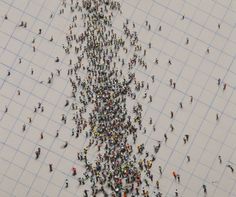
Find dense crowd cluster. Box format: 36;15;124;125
2;0;234;196
62;0;157;196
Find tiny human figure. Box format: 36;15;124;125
151;75;155;82
22;124;26;131
65;179;68;188
56;69;61;76
149;117;152;124
159;166;162;175
186;37;189;45
62;141;68;148
35;148;41;160
177;174;180;183
55;130;59;137
218;155;222;164
183;137;187;144
38;28;42;34
170;124;174;132
84;189;88;197
216;113;219;121
202;184;207;194
49;164;53;172
19;21;24;27
218;78;221;86
173;82;176;89
156;192;162;197
223;83;227;91
35;152;39;160
226;164;234;173
185;134;189;141
187;155;190;162
55;57;59;62
72;167;77;176
173;171;177;180
149;42;151;48
40;132;44;139
156;180;159;189
175;189;178;197
190;96;193;103
164;134;168;143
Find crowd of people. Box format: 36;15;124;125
60;0;163;196
3;0;234;196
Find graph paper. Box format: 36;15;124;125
0;0;236;196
